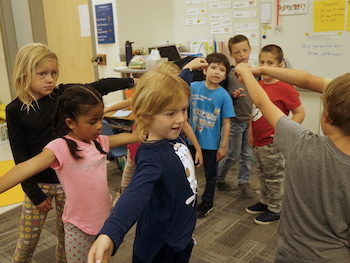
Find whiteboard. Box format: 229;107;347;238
261;2;350;79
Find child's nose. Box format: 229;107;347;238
46;75;55;82
96;120;103;131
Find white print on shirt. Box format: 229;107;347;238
191;101;220;133
173;142;197;207
67;157;105;172
252;104;262;122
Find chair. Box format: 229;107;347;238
101;120;127;171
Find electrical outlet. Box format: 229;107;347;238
97;54;107;65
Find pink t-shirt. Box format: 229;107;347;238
45;135;112;235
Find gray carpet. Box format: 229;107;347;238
0;161;278;262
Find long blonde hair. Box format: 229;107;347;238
132;70;190;142
12;43;59;111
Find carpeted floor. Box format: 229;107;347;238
0;160;278;263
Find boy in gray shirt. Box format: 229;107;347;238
235;62;350;262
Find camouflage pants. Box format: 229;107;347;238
253;143;285;213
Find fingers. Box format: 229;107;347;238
35;198;53;213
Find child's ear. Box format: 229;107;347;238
140;114;152;125
65;118;75;130
323;111;333;125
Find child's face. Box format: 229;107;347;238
67;104;104;143
230;41;251;64
30;60;58;100
204;63;227;85
147;95;189;141
259;52;282;82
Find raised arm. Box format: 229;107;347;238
290;105;305;124
249;66;324;93
182;57;208;72
234;63;284;129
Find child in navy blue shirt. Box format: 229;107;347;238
88;70;198;263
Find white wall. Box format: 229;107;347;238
11;0;33;49
91;0;173;105
0;27;11;104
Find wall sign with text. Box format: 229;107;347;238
95;3;115;44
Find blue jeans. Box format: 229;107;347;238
217;121;252;184
190;146;217;203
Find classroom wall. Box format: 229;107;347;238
0;27;11;104
92;0;173;80
91;0;173;105
261;1;350;79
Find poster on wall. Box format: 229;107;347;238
279;0;308;15
314;0;345;32
95;3;115;44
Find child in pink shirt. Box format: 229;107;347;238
0;85;139;262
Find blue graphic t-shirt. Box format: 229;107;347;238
189;81;235;150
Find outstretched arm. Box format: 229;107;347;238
108;133;140;149
235;63;284;129
248;66;324;93
104;98;132;114
0;149;56;194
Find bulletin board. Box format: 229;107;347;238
261;0;350;79
172;0;261;66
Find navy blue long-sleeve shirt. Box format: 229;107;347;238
99;138;197;262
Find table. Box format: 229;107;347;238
104;110;135;133
114;67;148;77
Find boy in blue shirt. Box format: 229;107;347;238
188;53;235;218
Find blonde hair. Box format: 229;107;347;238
154;61;181;74
12;43;59;111
322;73;350;136
132;70;190;142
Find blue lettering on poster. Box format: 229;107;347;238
95;3;115;44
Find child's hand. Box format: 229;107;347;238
130;73;139;85
194;150;203;167
87;234;114;263
35;197;53;213
183;58;208;71
234;62;250;83
232;88;246;98
216;147;226;162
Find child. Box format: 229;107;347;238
217;35;255;198
104;59;207;197
6;43;135;262
235;63;350;262
245;45;305;225
1;84;139;262
87;70;198;263
188;53;235;218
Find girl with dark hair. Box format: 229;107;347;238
1;84;139;262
